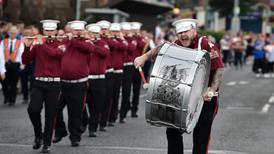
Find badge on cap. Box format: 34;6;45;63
68;20;87;30
131;22;142;30
40;20;60;30
86;24;101;33
172;19;198;34
109;23;121;31
97;20;111;29
120;22;131;31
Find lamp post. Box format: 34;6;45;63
76;0;81;20
231;0;240;34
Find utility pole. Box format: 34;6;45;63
204;0;209;29
76;0;81;20
231;0;240;34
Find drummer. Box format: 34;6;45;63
134;18;224;154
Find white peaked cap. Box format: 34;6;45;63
131;22;142;30
40;20;60;30
109;23;121;31
172;18;198;34
97;20;111;29
86;24;101;33
68;20;87;30
120;22;131;30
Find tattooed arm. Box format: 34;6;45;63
134;44;164;68
210;68;224;91
203;68;224;101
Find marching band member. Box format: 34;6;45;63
134;18;224;154
60;20;95;147
86;23;110;137
108;23;128;126
96;20;114;130
120;22;137;123
131;22;147;118
22;20;64;153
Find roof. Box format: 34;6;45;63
109;0;174;15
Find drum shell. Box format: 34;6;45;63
145;42;211;133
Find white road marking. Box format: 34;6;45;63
268;96;274;104
238;81;249;85
261;104;271;113
0;143;252;154
226;81;237;86
226;106;254;110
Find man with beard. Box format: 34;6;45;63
134;19;224;154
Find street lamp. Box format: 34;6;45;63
231;0;240;34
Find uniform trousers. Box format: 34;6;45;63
100;71;114;127
120;65;134;119
27;80;61;146
109;72;123;123
87;78;106;132
61;81;87;142
166;97;218;154
131;67;142;115
54;93;68;138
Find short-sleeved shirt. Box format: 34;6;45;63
174;35;224;86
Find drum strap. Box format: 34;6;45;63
198;36;206;50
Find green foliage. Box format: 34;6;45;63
198;29;226;43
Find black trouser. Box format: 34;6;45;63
61;81;87;142
109;72;123;123
54;92;68;138
20;62;34;101
131;67;141;115
222;50;230;65
120;65;134;119
101;72;114;127
166;97;218;154
87;78;106;132
27;80;61;146
1;62;20;104
252;58;266;74
267;62;274;73
234;52;243;69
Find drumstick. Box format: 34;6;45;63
138;67;148;89
208;91;219;97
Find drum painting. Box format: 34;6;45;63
145;42;211;133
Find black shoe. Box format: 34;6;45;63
80;125;87;134
131;113;138;118
33;137;42;150
52;133;67;143
71;141;79;147
99;127;106;132
108;122;115;127
22;99;28;104
3;99;8;104
119;118;126;124
89;131;96;137
8;102;15;106
41;145;50;153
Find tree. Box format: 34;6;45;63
209;0;257;17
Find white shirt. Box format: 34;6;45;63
0;38;24;64
265;45;274;62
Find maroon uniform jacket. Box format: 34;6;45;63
102;36;114;70
175;35;224;86
61;38;95;80
133;35;146;59
22;40;64;77
123;36;137;63
109;37;128;70
89;38;110;75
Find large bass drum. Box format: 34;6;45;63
145;42;211;133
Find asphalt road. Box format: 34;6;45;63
0;64;274;154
